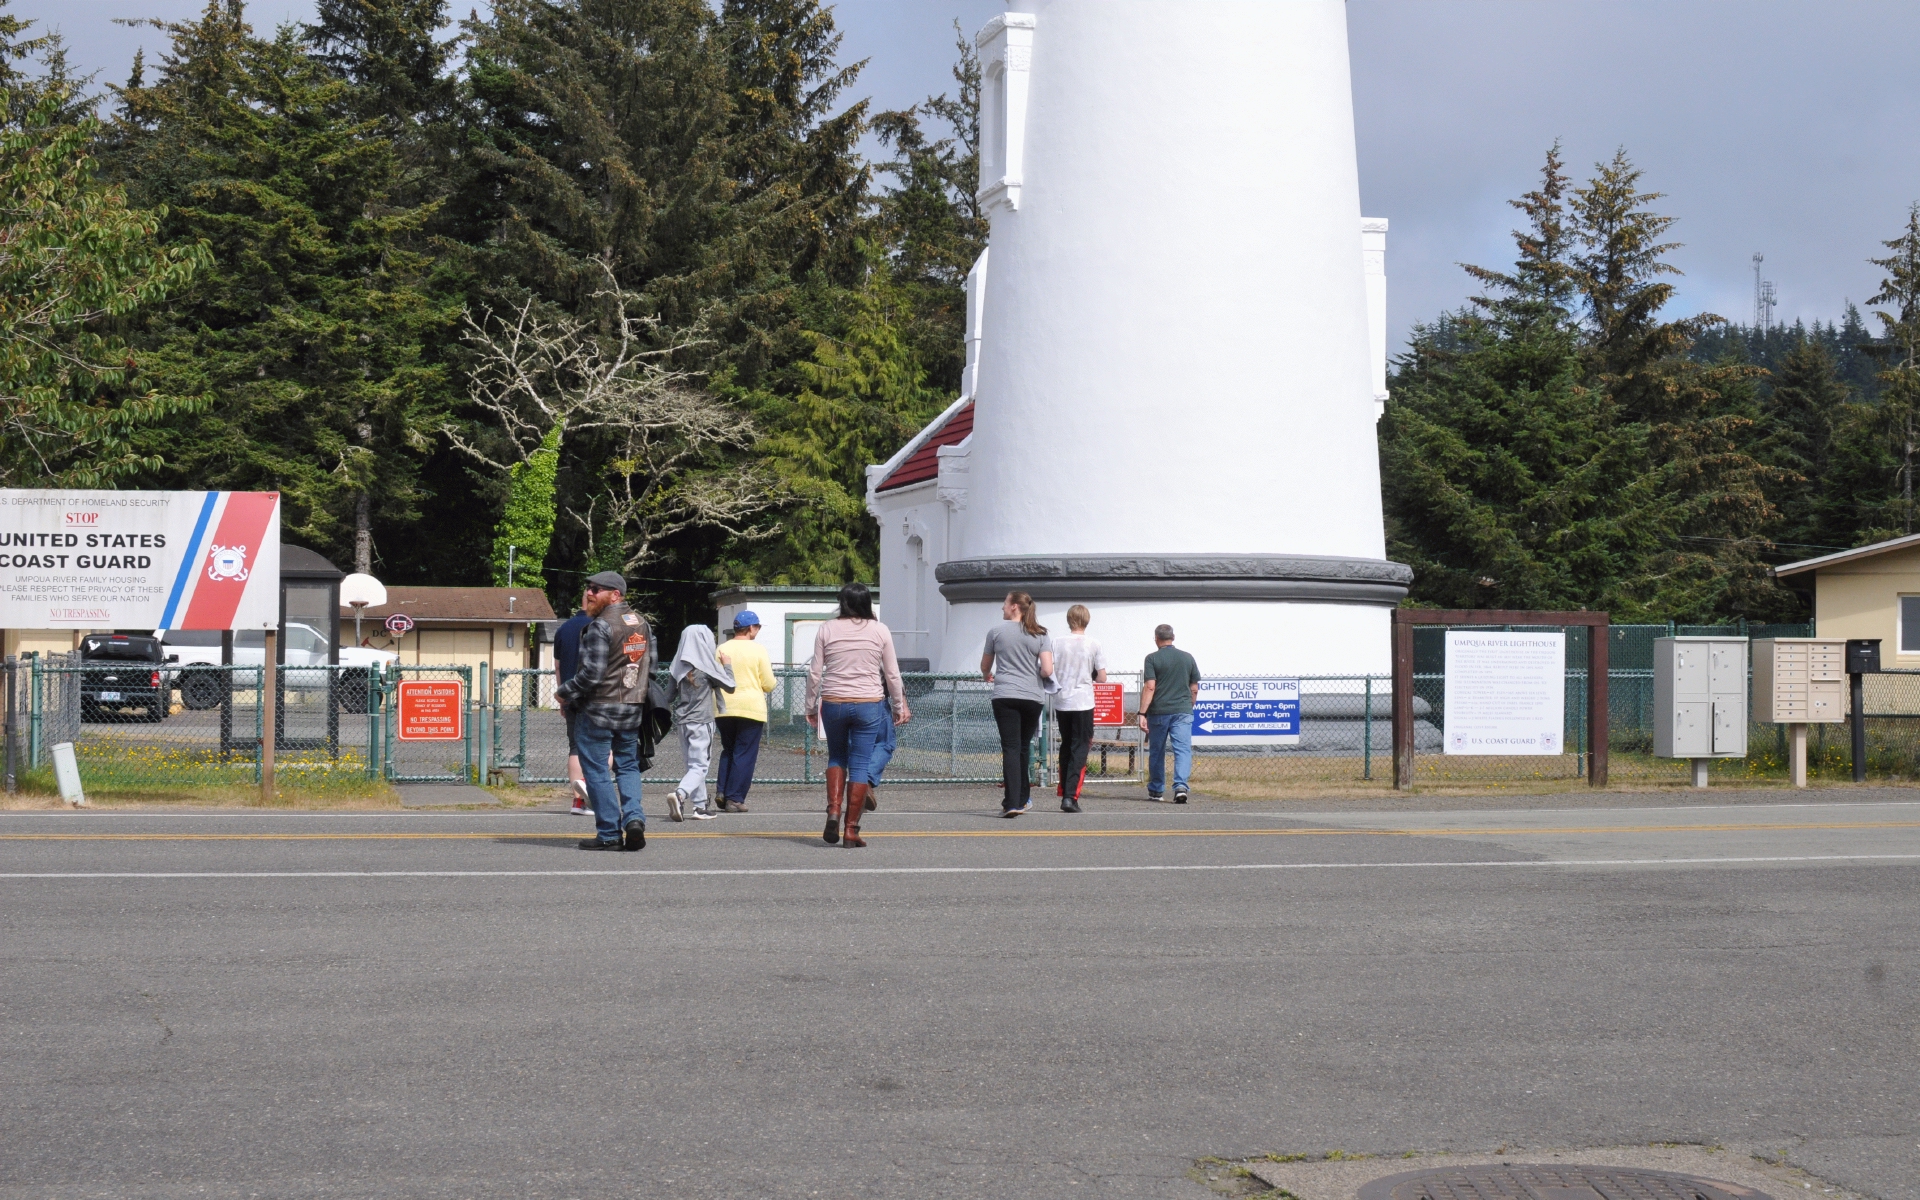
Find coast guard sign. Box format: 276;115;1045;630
0;490;282;630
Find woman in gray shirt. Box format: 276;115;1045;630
980;591;1054;817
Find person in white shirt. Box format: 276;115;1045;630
1049;604;1108;813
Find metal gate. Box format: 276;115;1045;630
382;664;474;783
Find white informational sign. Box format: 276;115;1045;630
1443;631;1566;755
1192;678;1300;745
0;490;282;630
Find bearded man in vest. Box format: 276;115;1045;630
555;571;656;850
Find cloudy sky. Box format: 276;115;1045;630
21;0;1920;354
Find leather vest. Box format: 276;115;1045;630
589;602;654;708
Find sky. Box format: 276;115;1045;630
18;0;1920;356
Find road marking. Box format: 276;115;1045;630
3;820;1920;842
4;854;1920;879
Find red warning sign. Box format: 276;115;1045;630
397;679;464;741
1092;681;1126;726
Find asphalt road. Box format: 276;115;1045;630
4;793;1918;1199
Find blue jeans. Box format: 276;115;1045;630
715;716;765;802
1146;713;1192;796
821;700;889;785
869;709;898;782
574;719;643;843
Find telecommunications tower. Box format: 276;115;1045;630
1752;252;1776;332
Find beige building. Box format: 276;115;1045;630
341;586;556;675
1774;533;1920;663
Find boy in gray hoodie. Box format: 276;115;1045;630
666;625;735;820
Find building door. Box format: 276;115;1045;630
417;629;493;672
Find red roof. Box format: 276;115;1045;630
877;400;973;492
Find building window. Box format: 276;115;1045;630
1902;595;1920;653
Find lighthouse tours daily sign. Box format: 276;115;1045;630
1191;679;1301;745
1442;631;1565;754
0;490;282;630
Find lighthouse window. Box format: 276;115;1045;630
983;62;1007;184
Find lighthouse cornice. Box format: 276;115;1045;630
935;554;1413;606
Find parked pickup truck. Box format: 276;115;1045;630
158;625;400;712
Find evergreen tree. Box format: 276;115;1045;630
106;0;458;573
717;249;946;583
0;4;209;487
870;22;983;392
1383;147;1786;621
1755;337;1850;552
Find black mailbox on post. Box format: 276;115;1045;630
1846;639;1881;674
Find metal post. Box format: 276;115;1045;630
1790;722;1808;788
949;679;960;777
1850;670;1867;782
5;655;18;795
471;664;484;785
472;660;487;783
28;653;42;771
1588;617;1610;787
1362;675;1372;780
367;663;381;781
261;631;277;800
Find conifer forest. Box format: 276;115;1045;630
6;0;1919;627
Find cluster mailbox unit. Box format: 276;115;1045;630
1652;637;1748;787
1752;638;1846;787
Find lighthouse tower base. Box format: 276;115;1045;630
931;554;1406;677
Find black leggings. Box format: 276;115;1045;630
1055;707;1093;801
992;698;1043;810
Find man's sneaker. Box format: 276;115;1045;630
1001;807;1021;819
1011;798;1034;815
1173;790;1189;805
621;821;646;851
579;838;621;851
665;788;685;822
1061;800;1082;813
1146;792;1164;802
688;805;718;821
721;800;749;813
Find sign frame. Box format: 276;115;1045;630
396;679;464;741
1391;609;1610;790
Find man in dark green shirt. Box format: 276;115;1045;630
1135;624;1199;802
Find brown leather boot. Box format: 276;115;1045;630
843;783;869;847
823;766;846;844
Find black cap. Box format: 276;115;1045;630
585;570;626;593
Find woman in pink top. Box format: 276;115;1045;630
805;583;910;847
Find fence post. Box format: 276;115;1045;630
1362;675;1372;781
28;653;41;771
1391;611;1414;790
1588;615;1609;787
5;655;17;795
474;663;487;785
366;663;381;781
260;632;277;801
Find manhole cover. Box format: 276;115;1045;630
1356;1165;1773;1200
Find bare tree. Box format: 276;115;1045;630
447;258;781;571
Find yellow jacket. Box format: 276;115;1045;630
715;634;777;722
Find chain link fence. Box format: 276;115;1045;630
15;619;1920;798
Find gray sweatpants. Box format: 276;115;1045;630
676;721;714;808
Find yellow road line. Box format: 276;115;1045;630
1;820;1918;842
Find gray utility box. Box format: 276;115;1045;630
1653;637;1749;758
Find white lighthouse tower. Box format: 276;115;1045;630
867;0;1407;676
